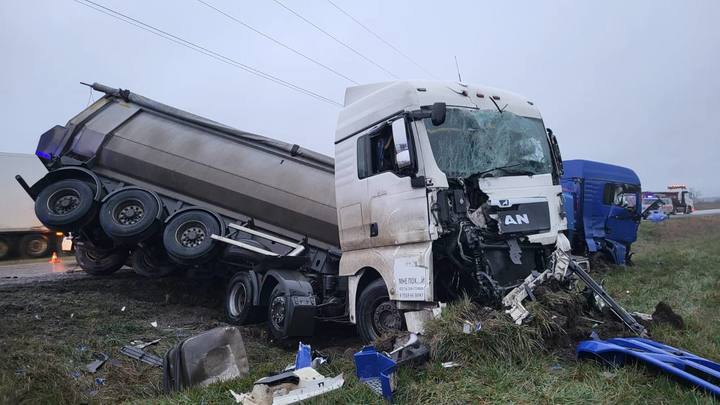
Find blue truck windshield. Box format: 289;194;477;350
424;107;553;178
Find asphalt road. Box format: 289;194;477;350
0;257;87;285
690;208;720;217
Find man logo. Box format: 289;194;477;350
504;214;530;225
498;199;511;207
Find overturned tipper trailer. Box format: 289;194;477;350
20;81;605;341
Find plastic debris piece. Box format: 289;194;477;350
121;306;126;312
120;345;163;367
577;337;720;397
86;353;109;373
150;321;158;328
95;377;106;386
354;346;397;401
131;338;161;349
69;370;81;379
295;342;312;370
236;367;343;405
441;361;460;368
70;313;74;318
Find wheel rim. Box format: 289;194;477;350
176;220;207;248
47;188;81;216
372;301;402;336
228;282;247;317
27;238;48;255
113;199;145;226
270;295;286;330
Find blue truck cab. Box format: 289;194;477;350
561;160;642;265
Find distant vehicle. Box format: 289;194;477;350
562;160;645;265
650;185;695;214
0;153;61;260
641;195;673;217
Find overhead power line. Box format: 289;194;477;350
325;0;437;79
271;0;398;79
73;0;342;106
195;0;357;84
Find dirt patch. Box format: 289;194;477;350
423;280;641;365
652;301;685;329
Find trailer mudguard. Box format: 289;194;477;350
26;167;104;201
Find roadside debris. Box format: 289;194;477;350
441;361;460;368
652;301;685;329
150;321;158;328
130;338;161;349
85;352;109;373
577;337;720;397
120;345;163;367
354;346;397;401
233;342;343;405
163;326;249;392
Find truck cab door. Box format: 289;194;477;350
360;117;430;247
605;191;640;245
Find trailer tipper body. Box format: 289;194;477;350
19;81;568;341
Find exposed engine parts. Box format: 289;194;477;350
433;180;553;306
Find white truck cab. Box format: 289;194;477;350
334;81;567;340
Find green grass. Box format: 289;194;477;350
1;216;720;404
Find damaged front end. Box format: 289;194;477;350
432;177;559;308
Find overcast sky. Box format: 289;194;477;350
1;0;718;196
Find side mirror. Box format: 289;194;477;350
431;102;446;126
391;119;412;170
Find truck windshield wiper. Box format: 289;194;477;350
476;163;534;178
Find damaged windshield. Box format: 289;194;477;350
424;107;553;178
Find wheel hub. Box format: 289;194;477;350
270;296;286;329
373;301;402;335
49;189;81;216
177;221;206;248
115;201;144;225
229;284;247;317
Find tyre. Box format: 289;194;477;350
0;238;9;260
131;245;176;278
20;234;50;258
267;284;288;339
356;278;403;343
75;244;128;275
163;209;221;264
34;179;96;231
226;272;262;325
100;189;162;244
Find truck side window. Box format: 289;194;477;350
357;125;396;179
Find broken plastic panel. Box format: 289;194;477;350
577;337;720;397
354;346;397;401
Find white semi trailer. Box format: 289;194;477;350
18;81;570;341
1;152;60;260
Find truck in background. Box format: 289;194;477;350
0;153;61;260
652;185;695;214
561;160;643;266
18;81;568;342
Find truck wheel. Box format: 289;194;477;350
0;238;9;260
100;189;162;244
20;234;50;258
356;278;403;343
75;244;128;275
131;246;176;278
35;179;96;231
226;272;262;325
163;209;221;264
267;284;288;339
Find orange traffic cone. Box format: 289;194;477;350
49;251;61;264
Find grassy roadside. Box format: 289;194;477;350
1;216;719;404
